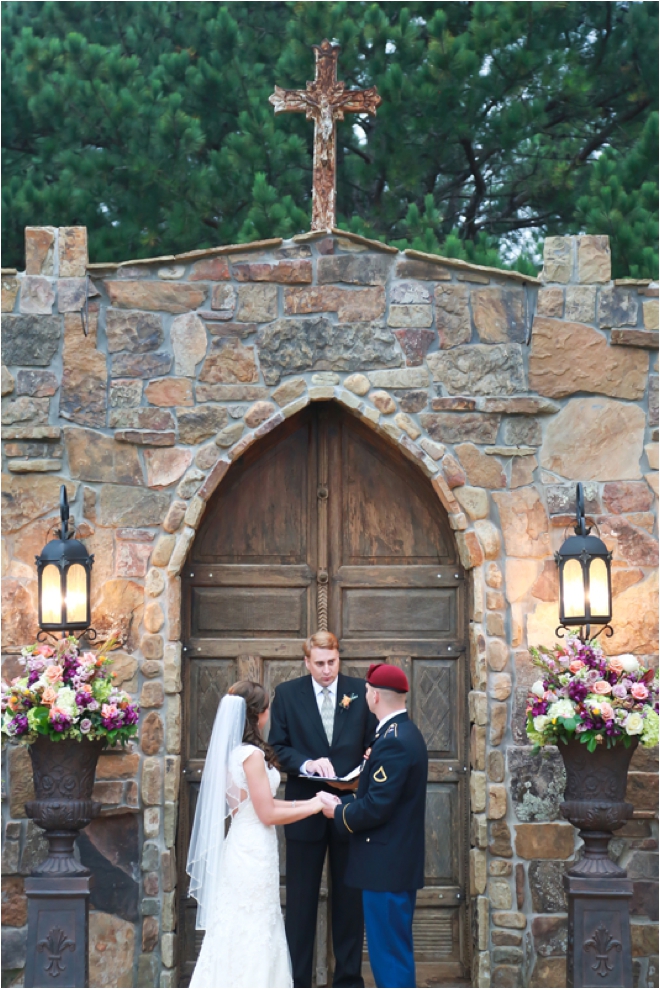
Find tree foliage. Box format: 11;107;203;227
2;1;657;275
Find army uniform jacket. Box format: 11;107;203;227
333;711;428;892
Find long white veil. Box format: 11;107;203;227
186;693;246;930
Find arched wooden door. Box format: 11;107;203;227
178;403;470;987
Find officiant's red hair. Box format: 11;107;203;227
304;631;339;656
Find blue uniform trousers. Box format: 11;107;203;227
362;890;417;988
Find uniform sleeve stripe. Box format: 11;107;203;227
342;805;354;833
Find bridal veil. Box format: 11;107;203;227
186;693;246;930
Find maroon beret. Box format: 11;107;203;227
366;663;409;693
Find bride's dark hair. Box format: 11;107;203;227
228;680;279;768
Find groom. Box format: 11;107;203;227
269;631;376;988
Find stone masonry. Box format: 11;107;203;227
1;227;658;988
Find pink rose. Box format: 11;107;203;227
593;681;612;695
608;658;625;675
599;702;615;721
631;683;649;701
44;665;62;684
42;686;58;705
569;661;585;673
101;703;118;718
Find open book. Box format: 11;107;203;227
322;765;361;783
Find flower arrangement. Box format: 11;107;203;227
1;637;139;746
526;638;659;753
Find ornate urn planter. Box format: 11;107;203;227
558;739;637;988
24;737;105;988
26;735;105;874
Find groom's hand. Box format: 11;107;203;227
318;791;341;818
306;758;336;778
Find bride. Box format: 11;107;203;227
187;680;324;988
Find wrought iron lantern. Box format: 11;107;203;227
35;485;94;635
555;482;612;641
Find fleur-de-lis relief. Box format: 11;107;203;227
584;922;622;977
37;927;75;977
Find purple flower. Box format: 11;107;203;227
49;711;71;732
80;719;92;734
87;699;100;712
11;714;29;735
612;684;627;699
568;681;588;703
123;706;139;726
75;691;92;708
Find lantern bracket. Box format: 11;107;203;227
555;622;614;644
36;627;98;645
574;481;589;537
59;485;72;540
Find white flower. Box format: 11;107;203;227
558;674;571;686
533;715;551;732
624;712;644;736
531;680;545;698
547;699;576;720
617;655;640;673
53;687;79;719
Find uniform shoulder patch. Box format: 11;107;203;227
373;765;388;783
385;722;398;737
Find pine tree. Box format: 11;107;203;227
576;113;659;279
2;1;657;275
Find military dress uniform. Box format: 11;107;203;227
333;664;428;989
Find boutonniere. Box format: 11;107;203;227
339;693;358;710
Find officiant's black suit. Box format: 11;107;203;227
269;672;376;988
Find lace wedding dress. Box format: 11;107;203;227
189;743;293;989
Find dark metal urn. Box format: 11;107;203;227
24;736;105;988
558;738;637;988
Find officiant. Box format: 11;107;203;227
269;631;376;988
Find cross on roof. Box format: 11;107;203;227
269;39;382;232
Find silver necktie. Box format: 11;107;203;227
320;687;334;745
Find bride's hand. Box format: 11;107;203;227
308;795;326;815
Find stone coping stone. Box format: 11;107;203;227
83;233;539;283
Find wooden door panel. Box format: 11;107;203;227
338;421;455;565
192;415;312;564
188;659;237;759
424;783;461;884
264;658;306;699
342;587;456;638
190;586;309;637
413;659;461;758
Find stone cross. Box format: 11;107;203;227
269;39;381;232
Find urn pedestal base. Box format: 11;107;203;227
23;738;105;989
559;738;638;989
24;875;92;989
564;874;633;989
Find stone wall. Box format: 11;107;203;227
1;226;658;988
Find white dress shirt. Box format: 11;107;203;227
300;677;338;775
376;708;407;734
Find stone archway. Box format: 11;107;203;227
176;400;471;987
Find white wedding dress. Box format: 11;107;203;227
189;743;293;989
